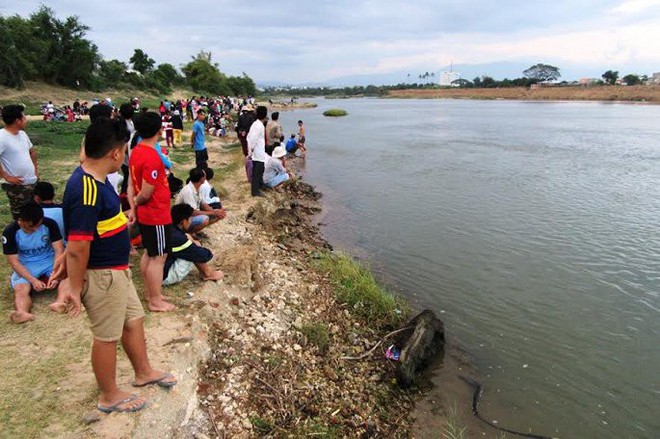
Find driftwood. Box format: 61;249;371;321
394;309;445;388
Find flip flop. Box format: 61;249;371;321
97;394;147;413
132;373;177;388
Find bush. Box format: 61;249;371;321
323;109;348;117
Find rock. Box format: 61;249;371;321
395;309;445;388
82;411;101;425
230;297;240;306
293;344;302;351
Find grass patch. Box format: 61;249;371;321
300;322;330;353
315;252;409;329
250;416;274;435
441;403;467;439
322;108;348;117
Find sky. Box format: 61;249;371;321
2;0;660;85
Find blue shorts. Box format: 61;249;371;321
264;173;289;188
188;215;209;231
11;259;54;289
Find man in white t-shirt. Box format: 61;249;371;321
174;168;225;234
0;105;38;219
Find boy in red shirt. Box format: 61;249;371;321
129;112;175;312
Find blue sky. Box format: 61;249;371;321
2;0;659;85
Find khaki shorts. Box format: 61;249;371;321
82;269;145;342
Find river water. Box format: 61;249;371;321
277;98;660;438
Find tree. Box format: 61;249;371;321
473;76;482;87
523;63;561;82
452;78;472;87
182;51;231;95
98;59;126;83
129;49;155;74
602;70;619;85
151;63;184;86
622;74;641;86
481;76;496;88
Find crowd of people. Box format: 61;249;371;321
0;96;308;414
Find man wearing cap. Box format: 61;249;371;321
236;104;255;157
0;105;39;219
263;146;290;189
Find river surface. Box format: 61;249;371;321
277;98;659;438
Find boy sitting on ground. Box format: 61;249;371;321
163;204;223;285
199;167;222;210
174;167;226;235
33;181;66;246
285;133;306;157
2;202;66;323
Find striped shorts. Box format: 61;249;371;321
138;223;172;257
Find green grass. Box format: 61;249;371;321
0;100;45;116
300;322;330;353
250;416;274;435
441;403;468;439
322;108;348;117
315;252;409;329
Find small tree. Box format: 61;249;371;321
523;63;561;82
622;74;641;86
602;70;619;85
129;49;155;74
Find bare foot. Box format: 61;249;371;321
9;311;35;324
147;300;176;312
49;302;68;314
201;270;224;281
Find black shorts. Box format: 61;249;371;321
139;223;172;257
195;149;209;165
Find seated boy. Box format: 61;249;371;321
33;181;66;246
163;204;224;285
199;167;222;210
285;133;306;157
174;168;226;235
2;202;66;323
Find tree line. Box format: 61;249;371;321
272;63;651;97
0;6;256;96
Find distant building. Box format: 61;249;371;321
439;71;461;87
652;72;660;84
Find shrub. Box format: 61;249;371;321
323;108;348;117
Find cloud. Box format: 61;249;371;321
3;0;659;83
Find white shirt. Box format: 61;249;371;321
199;180;220;205
175;182;201;209
247;119;267;162
263;156;286;185
0;129;37;184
